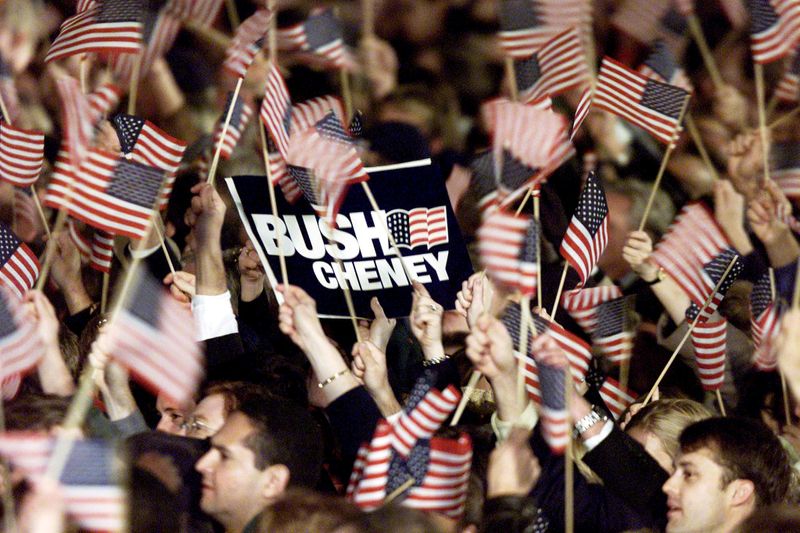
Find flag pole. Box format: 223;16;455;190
152;215;176;276
768;267;792;423
793;257;800;308
638;96;691;232
715;389;727;416
79;54;91;94
505;57;519;102
450;370;481;426
207;77;245;187
534;189;542;308
565;367;574;533
101;270;110;313
684;112;720;182
127;52;143;115
225;0;240;29
687;14;723;91
517;297;531;405
551;263;569;318
340;69;353;124
0;88;10;123
755;63;771;184
769;105;800;130
642;255;739;405
258;122;288;285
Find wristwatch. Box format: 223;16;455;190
645;267;666;286
574;409;608;435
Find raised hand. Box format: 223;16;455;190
356;297;396;353
163;271;195;306
622;231;659;282
238;240;265;303
486;427;540;498
410;281;445;361
455;272;495;328
351;340;400;416
713;179;752;255
277;284;327;354
465;314;516;382
726;131;764;200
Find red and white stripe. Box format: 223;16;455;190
90;231;115;273
751;0;800;64
480;95;552;136
753;302;780;371
223;9;270;78
599;377;637;419
113;14;182;84
45;6;143;63
691;318;727;391
0;235;39;300
390;384;460;457
571;85;593;140
559;218;608;287
57;77;93;170
533;316;592;382
499;0;591;58
213;99;254;160
560;285;623;334
290;95;346;134
349;421;392;509
494;101;571;170
0;288;45;381
403;434;472;519
0;123;44;187
477;212;537;295
260;63;292;158
87;83;122;123
611;0;687;54
520;27;590;102
68;218;93;262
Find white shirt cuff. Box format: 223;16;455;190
128;242;161;259
582;420;614;451
191;291;238;341
491;401;538;443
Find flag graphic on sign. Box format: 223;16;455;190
386;206;448;250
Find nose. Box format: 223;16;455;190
662;470;679;497
195;450;215;474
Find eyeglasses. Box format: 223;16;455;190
180;417;218;436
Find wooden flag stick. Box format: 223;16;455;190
0;88;10;123
362;0;375;39
687;14;724;91
769;105;800;130
340;69;353;124
127;52;144;115
79;54;90;94
323;234;362;343
620;357;631;394
31;186;52;239
642;255;739;405
551;262;569;318
793;257;800;308
207;77;244;187
685;112;720;182
384;477;415;504
515;186;534;217
101;271;110;314
225;0;240;29
35;208;71;290
518;297;531;405
359;181;416;284
766;94;779;120
755;63;771;184
565;367;574;533
450;370;481;426
258;123;288;284
767;267;792;422
715;389;727;416
638;97;691;232
152;215;176;276
505;57;519;102
534;192;542;308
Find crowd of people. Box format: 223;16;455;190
3;0;800;532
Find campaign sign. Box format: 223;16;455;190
226;159;473;318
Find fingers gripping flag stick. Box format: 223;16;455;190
531;334;571;454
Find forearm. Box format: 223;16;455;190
195;240;226;295
37;346;75;396
764;228;800;268
368;385;402;417
304;335;359;404
651;275;691;326
491;372;528;424
61;279;93;316
99;381;138;421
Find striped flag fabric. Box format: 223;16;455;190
691;318;727;391
386;206;449;249
499;303;543;403
0;222;39;299
91;230;115;273
0;122;44;188
390;371;461;458
532;314;592;382
166;0;223;27
104;268;203;405
68;218;93;262
571;85;593;139
559;171;609;287
112;5;182;84
276;8;353;70
652;203;743;322
638;40;694;93
477;211;540;297
598;377;637;419
290;95;346;134
749;0;800;64
480;95;552;136
111;113;186;208
45;0;145;63
468;150;502;214
531;333;570;454
57;77;94;170
87;83;122;123
223;8;270;78
213;91;254;160
611;0;688;55
44;149;166;239
346;421;392;506
0;435;126;532
683;248;744;323
771;141;800;199
266;135;302;203
775;48;800;101
593;57;691;144
260;63;292;158
498;0;592;58
561;287;634;364
514;27;590;102
0;287;45;382
750;272;781;370
494;101;572;171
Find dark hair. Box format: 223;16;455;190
738;504;800;532
679;417;792;507
236;396;323;489
255;489;361;532
6;393;72;431
201;381;269;418
129;468;183;533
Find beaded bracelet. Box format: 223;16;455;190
318;369;350;389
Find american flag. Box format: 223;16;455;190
771;141;800;199
571;85;593;139
104;268;203;405
260;63;292;158
276;8;354;70
532;314;592;382
611;0;688;55
480;95;552;136
515;27;590;102
751;272;781;370
500;303;543;403
593;57;691;144
45;0;145;63
290;95;346;134
91;230;115;273
223;8;271;78
111;113;186;208
559;171;609;287
0;435;126;532
0;56;20;124
775;47;800;101
68;218;93;262
0;122;44;188
691;318;727;391
266;135;302;203
213;91;254;160
386;206;449;249
44;149;166;239
531;333;571;454
76;0;97;12
561;287;634;364
112;5;182;84
494;101;572;171
390;371;461;457
0;287;45;382
348;420;472;519
0;223;39;299
87;83;122;123
477;211;540;297
498;0;593;58
652;203;743;322
12;188;41;243
749;0;800;64
166;0;223;27
638;40;694;93
684;248;744;322
57;77;93;170
468;150;501;214
598;377;637;419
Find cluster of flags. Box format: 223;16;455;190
561;286;634;364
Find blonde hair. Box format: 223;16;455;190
626;399;713;460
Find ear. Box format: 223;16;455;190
260;464;290;502
727;479;755;508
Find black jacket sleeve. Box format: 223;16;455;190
324;386;382;472
481;496;549;533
